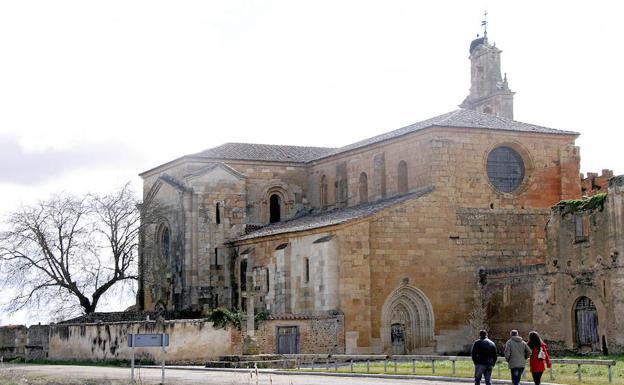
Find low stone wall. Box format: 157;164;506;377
47;319;237;364
1;313;344;362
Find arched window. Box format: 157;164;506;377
359;172;368;204
159;224;170;261
320;175;328;208
215;203;221;224
270;194;281;223
397;160;408;194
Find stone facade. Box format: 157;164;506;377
135;34;621;356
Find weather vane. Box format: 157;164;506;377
481;10;488;38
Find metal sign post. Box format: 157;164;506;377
128;333;169;384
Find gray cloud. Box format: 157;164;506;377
0;134;141;185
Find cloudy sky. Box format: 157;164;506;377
0;1;622;321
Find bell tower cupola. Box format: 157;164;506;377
460;15;514;119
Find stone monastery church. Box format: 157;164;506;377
138;33;624;355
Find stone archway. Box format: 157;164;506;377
381;285;435;353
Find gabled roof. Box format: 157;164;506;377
192;142;337;163
233;186;434;242
191;109;578;164
324;109;578;158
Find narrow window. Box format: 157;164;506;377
269;194;281;223
603;280;607;297
214;293;219;308
320;175;328;208
359;172;368;204
397;160;408;194
304;257;310;283
240;259;248;291
214;247;219;266
216;203;221;224
575;215;589;242
266;267;270;292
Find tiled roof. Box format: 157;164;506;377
193;142;336;163
234;186;434;242
325;109;578;157
192;109;577;164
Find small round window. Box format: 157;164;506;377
486;146;525;193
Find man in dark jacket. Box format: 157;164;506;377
471;330;498;385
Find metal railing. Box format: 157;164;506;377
281;354;617;383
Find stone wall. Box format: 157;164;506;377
25;325;49;360
47;319;237;363
0;325;26;360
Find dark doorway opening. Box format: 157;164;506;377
269;194;281;223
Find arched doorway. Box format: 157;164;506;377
381;285;435;353
574;296;599;351
269;194;281;223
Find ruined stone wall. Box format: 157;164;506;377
25;325;50;360
581;169;613;196
47;319;236;363
0;325;26;360
536;176;624;353
250;315;344;354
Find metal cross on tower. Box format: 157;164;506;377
481;11;488;38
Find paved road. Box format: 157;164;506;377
3;364;461;385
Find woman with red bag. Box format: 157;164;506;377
528;331;552;385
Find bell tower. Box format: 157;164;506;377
460;15;514;119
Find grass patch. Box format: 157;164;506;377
288;355;624;385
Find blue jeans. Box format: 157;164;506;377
510;367;525;385
474;364;493;385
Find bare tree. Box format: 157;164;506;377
0;184;143;316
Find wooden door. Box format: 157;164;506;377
575;297;599;351
277;326;299;354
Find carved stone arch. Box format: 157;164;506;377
260;181;296;223
381;284;435;353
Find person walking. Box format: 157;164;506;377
504;329;532;385
471;329;498;385
528;331;551;385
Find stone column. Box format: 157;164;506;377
242;274;258;354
